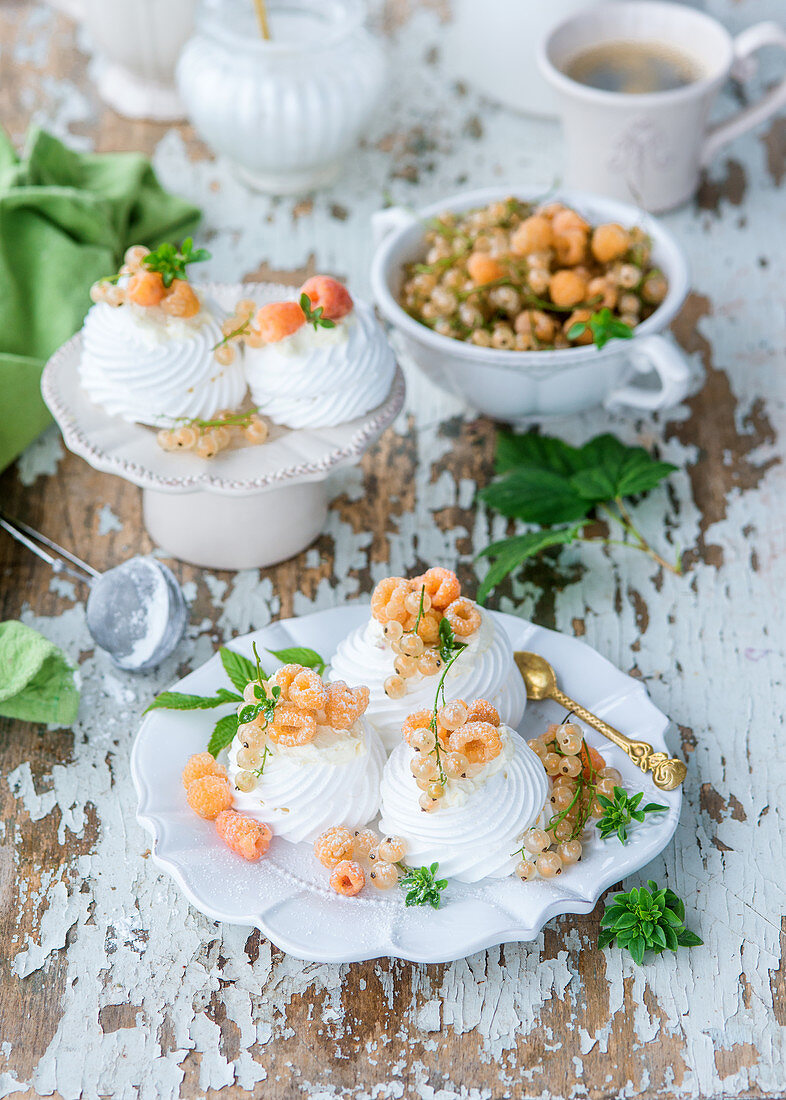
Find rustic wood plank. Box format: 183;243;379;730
1;1;785;1097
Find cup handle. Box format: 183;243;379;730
371;206;418;248
701;21;786;168
604;335;691;412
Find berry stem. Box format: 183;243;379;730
579;502;683;575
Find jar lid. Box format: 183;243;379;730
198;0;365;54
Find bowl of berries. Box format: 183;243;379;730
42;241;404;570
371;187;691;422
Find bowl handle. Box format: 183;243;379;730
371;206;419;248
603;335;691;413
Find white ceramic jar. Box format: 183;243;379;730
82;0;196;120
177;0;386;194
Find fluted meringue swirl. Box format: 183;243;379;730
226;718;385;844
379;728;549;882
79;291;247;425
328;611;526;752
244;300;396;429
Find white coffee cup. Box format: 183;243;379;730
539;0;786;212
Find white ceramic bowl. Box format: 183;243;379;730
370;187;692;422
41;282;405;571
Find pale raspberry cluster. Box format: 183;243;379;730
404;698;503;811
313;825;408;896
181;752;271;862
90;244;200;318
370;568;482;700
215;274;354;368
233;666;369;794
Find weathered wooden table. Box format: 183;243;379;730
1;1;784;1096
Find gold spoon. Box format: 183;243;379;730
514;651;687;791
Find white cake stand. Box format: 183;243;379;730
41;283;405;570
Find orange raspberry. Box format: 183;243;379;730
580;742;606;780
254;301;306;343
467;253;506;286
215;810;272;861
314;825;354;868
414;567;461;611
465;699;500;726
161;279;200;318
300;275;354;321
591;223;631;264
182;752;226;789
549;269;588;309
330;859;365;896
186;774;233;820
510;215;553;256
127;269;166;307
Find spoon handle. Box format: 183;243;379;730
549;686;687;791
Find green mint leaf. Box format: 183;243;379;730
664;925;679;951
268;646;327;675
475;525;581;603
398;862;448;909
571;434;677;502
479;467;591;525
598;928;616;950
643;802;668;814
493;432;587;477
650;924;667;950
144;687;242;713
677;928;703;948
208;713;240;757
220;647;259;694
567;321;588;340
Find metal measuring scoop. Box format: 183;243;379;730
0;513;188;672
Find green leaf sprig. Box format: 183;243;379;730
399;862;448;908
599;880;703;964
162;409;262;433
567;307;634;350
596;787;667;844
476;431;681;601
300;292;336;331
144;643;328;759
426;618;467;785
143;237;210;287
212;316;252;353
145;645;262;757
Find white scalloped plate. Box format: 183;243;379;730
131;608;683;963
41;283;406;496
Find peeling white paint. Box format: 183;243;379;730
2;0;785;1097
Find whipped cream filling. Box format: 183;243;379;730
226;717;386;844
328;610;526;751
379;727;549;882
79;290;247;425
244;299;396;429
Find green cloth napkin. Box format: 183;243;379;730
0;621;80;725
0;126;201;473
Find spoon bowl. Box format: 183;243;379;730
86;557;188;671
514;651;558;701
